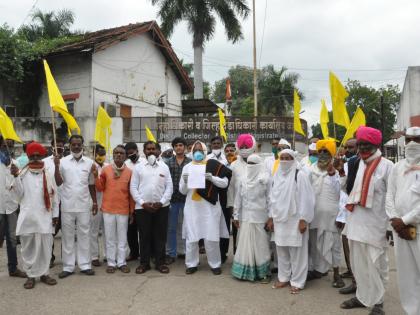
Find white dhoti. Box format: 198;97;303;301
276;230;309;289
103;213;129;268
350;240;389;307
394;233;420;315
20;233;53;278
90;211;106;260
231;222;271;281
309;228;341;273
62;212;91;272
186;240;221;269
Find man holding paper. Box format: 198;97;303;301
180;141;230;275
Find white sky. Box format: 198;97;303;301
2;0;419;126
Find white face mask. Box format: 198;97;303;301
71;150;83;159
279;160;294;173
147;154;157;165
405;141;420;165
212;149;221;156
239;148;254;158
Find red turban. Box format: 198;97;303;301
356;126;382;146
26;142;47;157
236;134;254;149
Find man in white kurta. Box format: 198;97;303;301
385;127;420;315
12;142;59;289
180;141;229;275
269;149;315;294
340;127;393;315
308;140;343;287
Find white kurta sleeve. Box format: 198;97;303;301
210;175;228;189
227;165;237;208
12;176;24;200
233;182;242;220
52;182;59;218
160;166;173;205
402;179;420;225
385;164;399;219
130;165;143;206
179;166;188;195
296;171;315;223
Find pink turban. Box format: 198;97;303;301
236;134;254;149
356;126;382;146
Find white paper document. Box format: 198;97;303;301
188;164;206;189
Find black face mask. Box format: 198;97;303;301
128;153;138;163
345;151;355;159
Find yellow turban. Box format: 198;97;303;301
316;139;336;156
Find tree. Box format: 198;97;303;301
151;0;250;99
311;80;400;144
18;9;75;41
213;65;301;116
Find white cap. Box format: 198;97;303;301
280;149;297;159
247;154;262;164
406;127;420;137
308;143;317;151
279;138;291;148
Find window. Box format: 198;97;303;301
65;100;75;115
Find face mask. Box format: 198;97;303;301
193;151;205;161
71;150;83;159
226;154;237;164
239;148;253;158
272;147;278;155
405;141;420;164
186;152;193;160
309;155;318;165
345;151;355;159
279;160;294;173
212;149;221;156
95;155;106;164
128;153;138;163
147;154;157;165
317;152;331;169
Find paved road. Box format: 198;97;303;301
0;236;405;315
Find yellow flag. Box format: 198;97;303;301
145;125;156;143
293;90;305;136
94;106;112;151
320;99;329;139
329;71;350;129
218;108;227;142
43;59;81;135
341;106;366;145
0;107;22;143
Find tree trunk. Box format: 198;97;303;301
193;45;204;99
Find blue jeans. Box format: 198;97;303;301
166;202;185;258
0;211;18;273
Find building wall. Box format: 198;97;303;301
91;33;183;118
397;66;420;131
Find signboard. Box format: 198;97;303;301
123;116;307;143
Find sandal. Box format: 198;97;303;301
272;280;289;289
40;275;57;286
119;265;130;273
290;286;300;294
24;278;35;289
135;265;150;274
369;304;384;315
340;297;366;309
106;266;116;274
332;276;345;288
156;265;170;274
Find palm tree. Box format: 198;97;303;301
151;0;250;99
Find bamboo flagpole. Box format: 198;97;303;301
50;108;58;154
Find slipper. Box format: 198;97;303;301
119;265;130;273
135;265;150;274
290;286;300;294
40;275;57;286
106;266;116;274
24;278;35;289
332;277;345;288
272;281;289;289
156;265;170;274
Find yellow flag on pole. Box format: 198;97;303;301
145;125;156;143
320;99;329;139
293;90;305;136
43;59;81;135
341;106;366;145
329;71;350;129
94;106;112;151
0;107;22;143
218;108;227;142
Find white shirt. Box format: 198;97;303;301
0;160;19;214
130;160;173;209
59;155;95;212
207;152;228;166
14;169;59;235
125;157;146;170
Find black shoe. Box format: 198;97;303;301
369;303;384;315
211;267;222;275
185;267;198;275
339;282;357;294
165;255;176;265
340;297;365;309
80;269;95;276
307;270;323;281
58;271;74;279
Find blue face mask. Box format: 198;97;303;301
309;155;318;165
193;151;205;161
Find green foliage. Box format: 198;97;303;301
212;65;302;116
311;80;400;143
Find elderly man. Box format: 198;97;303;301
340;126;393;315
11;142;59;289
386;127;420;315
307;139;344;288
58;135;98;278
207;136;228;165
264;138;291;176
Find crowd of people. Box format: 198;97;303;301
1;126;420;315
